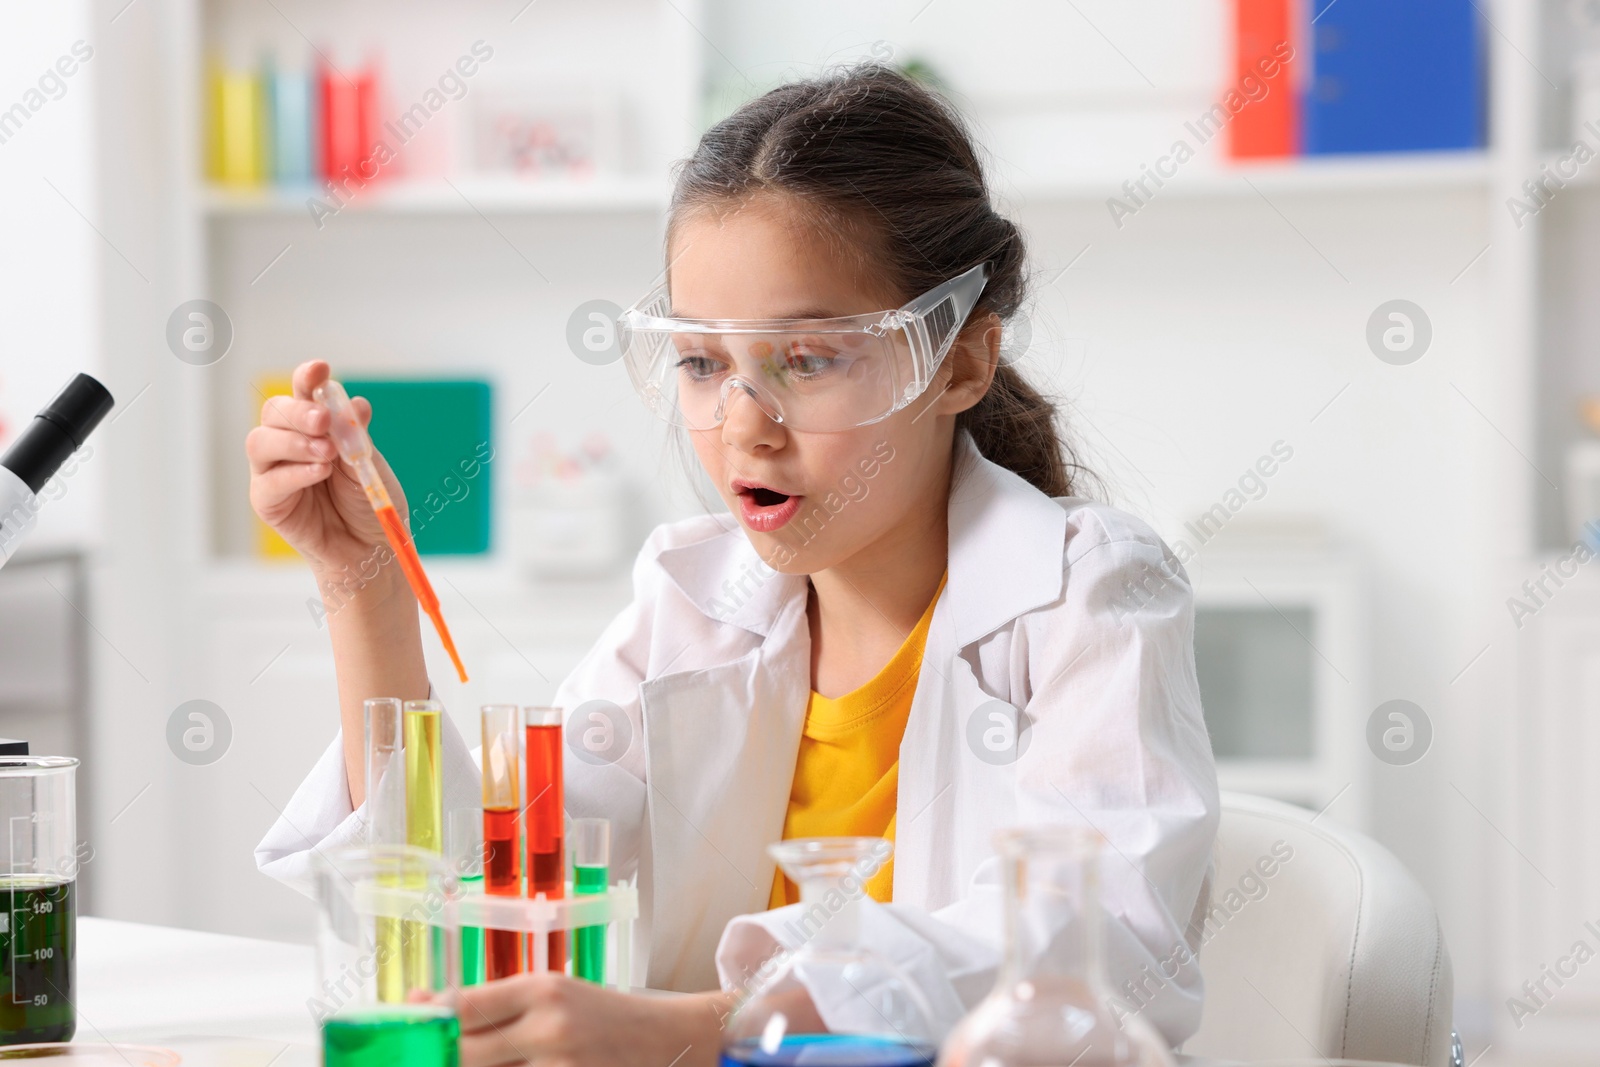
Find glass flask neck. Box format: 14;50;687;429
996;827;1108;991
798;869;861;949
770;836;890;950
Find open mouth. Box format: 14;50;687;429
748;487;789;507
734;480;802;533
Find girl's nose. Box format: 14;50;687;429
717;376;786;450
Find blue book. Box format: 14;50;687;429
267;65;317;184
1302;0;1485;154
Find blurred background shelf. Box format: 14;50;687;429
201;176;672;216
1006;151;1493;201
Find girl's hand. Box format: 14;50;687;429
246;360;410;576
454;973;730;1067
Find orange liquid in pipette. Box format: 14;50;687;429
375;504;469;683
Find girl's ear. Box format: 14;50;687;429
936;312;1003;416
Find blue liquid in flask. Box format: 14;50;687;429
720;1035;936;1067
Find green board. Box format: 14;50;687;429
344;378;493;556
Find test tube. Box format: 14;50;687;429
447;807;485;987
524;706;565;972
404;699;445;990
481;704;524;980
363;698;404;1003
571;818;609;984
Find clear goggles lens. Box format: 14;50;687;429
620;263;988;433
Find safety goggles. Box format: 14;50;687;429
620;263;989;433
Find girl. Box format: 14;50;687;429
253;65;1218;1067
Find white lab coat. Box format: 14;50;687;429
257;432;1219;1046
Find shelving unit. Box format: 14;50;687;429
1005;150;1493;201
201;175;671;216
1492;0;1600;1058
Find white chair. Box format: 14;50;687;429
1184;792;1460;1067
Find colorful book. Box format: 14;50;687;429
1301;0;1485;154
1230;0;1298;158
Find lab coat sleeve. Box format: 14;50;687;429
254;688;479;899
715;520;1219;1048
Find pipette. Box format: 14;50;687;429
313;379;469;682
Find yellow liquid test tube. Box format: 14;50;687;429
404;700;445;992
363;698;405;1003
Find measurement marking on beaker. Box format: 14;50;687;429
6;813;59;1006
8;814;22;1005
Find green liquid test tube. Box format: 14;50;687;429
570;817;610;985
363;698;405;1004
448;807;486;987
404;700;445;991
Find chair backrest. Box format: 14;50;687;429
1183;792;1453;1067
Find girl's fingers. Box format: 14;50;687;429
246;426;337;474
455;980;535;1033
455;973;569;1034
250;460;330;509
457;1029;541;1067
352;395;372;427
292;359;331;401
260;394;329;436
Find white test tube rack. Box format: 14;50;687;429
356;881;639;992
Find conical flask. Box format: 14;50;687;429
723;837;939;1067
938;827;1177;1067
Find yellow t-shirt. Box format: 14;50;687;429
768;573;947;909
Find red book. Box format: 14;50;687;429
319;62;382;182
1230;0;1299;158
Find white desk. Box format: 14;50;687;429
76;916;318;1064
71;917;1256;1067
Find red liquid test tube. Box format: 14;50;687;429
525;706;565;972
481;705;524;980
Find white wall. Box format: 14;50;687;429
0;1;104;551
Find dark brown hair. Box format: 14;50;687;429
667;63;1094;499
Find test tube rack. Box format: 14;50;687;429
356;880;639;991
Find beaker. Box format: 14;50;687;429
313;845;460;1067
937;827;1176;1067
723;837;938;1067
0;757;78;1045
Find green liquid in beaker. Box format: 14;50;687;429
323;1007;459;1067
0;878;74;1044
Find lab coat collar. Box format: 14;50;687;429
655;432;1067;647
654;516;809;638
944;431;1067;645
